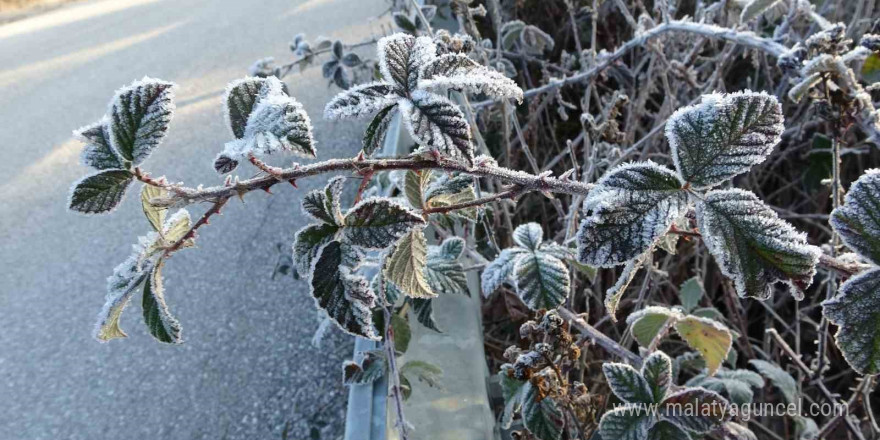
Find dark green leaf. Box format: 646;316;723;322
822;268;880;375
343;198;425;249
69;169;133;214
362;104;397;156
74;119;125;170
107;77;176;164
142;260;182;344
310;241;379;340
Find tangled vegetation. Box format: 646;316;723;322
67;0;880;439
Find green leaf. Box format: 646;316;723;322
481;248;526;296
642;351;673;404
748;360;797;404
142;260;182;344
627;306;681;348
829;169;880;265
605;254;647;320
391;313;411;353
69;169;133;214
603;362;655;404
293;223;338;275
513;223;544;250
343;350;386;385
401;90;473;164
384;227;436;298
310;241;380;340
74;119;125;170
660;388;729;433
425;173;473;201
225;76;285;139
598;405;654;440
822;268;880;374
400;360;443;389
323;82;398;120
686;371;760;406
418;53;523;101
427;186;479;221
697;189;820;300
647;420;691;440
404;170;430;209
667;91;784;189
343;198;426;249
362;104;397;156
107;77;176;164
521;382;565;440
141;184;168;232
224;89;316;159
678;277;704;313
498;366;527;429
577;162;689;267
302;176;345;225
410;298;441;332
95;255;152;342
426;241;469;295
674;316;733;376
514;250;570;310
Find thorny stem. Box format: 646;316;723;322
557;307;643;367
163;198;229;257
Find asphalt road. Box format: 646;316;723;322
0;1;390;438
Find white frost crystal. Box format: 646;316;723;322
829;169;880;265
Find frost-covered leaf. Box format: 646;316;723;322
513;223;544;250
74;119;125;170
748;360;798;404
363;104;397;157
293;223;338;276
660;388;729;433
719;422;759;440
418;53;523;101
822;268;880;375
500;20;526;50
410;298;441;332
642;351;673;404
159;209;193;249
377;33;436;93
220;92;316;160
577;162;689;267
627;306;681;348
343;350;386;385
302;176;345;225
794;417;819;440
310;241;379;340
107;77;176;165
521;382;565;440
520;25;555;54
224;76;285;139
142;260;182;344
383;227;436;299
324;81;400;120
648;421;691;440
499;365;527;429
400;90;473;164
400;360;443;389
426;239;469;295
605;254;647;320
603;362;655;404
674;316;732;376
342;198;425;249
95;252;152;342
514;250;569;310
69;169;133;214
426;186;479;220
686;371;761;406
141;185;168;232
598;405;653;440
481;248;527;296
666;91;784;189
830;169;880;265
740;0;781;23
678;277;704;313
425;173;473;200
697;189;820;300
404;170;430;209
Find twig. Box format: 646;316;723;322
422;187;523;215
163;198;229;257
558;307;643;367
